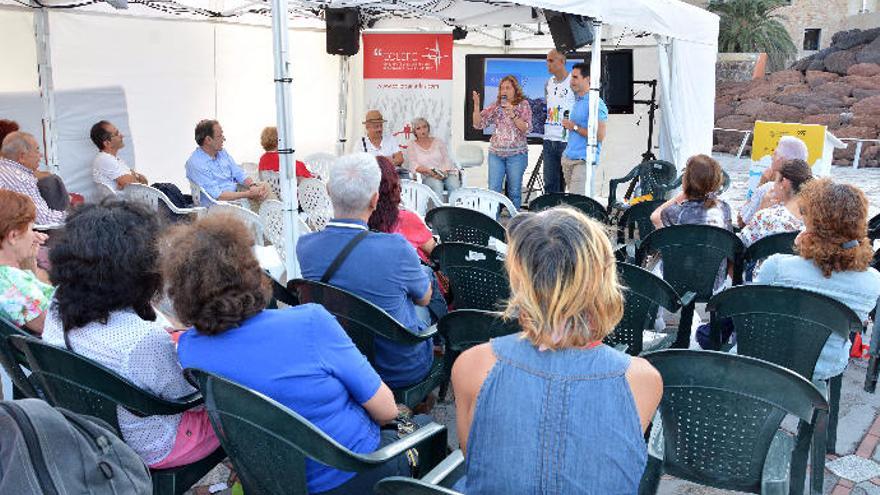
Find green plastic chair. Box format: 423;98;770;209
742;231;799;282
868;213;880;241
528;193;609;223
707;285;863;458
8;336;226;495
436;309;521;399
289;279;445;409
425;206;506;247
374;450;466;494
186;369;449;495
864;296;880;394
0;317;40;399
640;350;828;495
606;262;695;356
615;199;665;248
636;224;744;348
430;242;509;312
606;160;677;213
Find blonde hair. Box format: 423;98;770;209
260;126;277;152
503;207;624;350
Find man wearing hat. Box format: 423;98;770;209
357;109;403;167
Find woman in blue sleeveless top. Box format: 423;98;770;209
452;207;663;494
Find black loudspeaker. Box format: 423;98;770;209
326;7;360;56
545;10;594;54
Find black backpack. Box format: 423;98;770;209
0;399;152;494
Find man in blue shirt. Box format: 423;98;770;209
185;119;269;205
297;152;433;389
561;62;608;198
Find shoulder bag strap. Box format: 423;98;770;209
321;230;369;283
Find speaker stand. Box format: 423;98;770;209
523;152;545;206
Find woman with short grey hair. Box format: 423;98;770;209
405;117;460;196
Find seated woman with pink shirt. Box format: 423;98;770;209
405;118;460;197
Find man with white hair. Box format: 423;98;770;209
0;132;66;225
297;152;433;389
738;135;809;227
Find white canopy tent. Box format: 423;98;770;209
0;0;718;278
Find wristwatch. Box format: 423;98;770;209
573;124;580;132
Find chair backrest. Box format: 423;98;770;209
260;170;282;198
400;179;445;216
430;243;509;311
187;369;377;495
94;182;118;200
259;199;312;262
425;206;506;247
616;200;665;245
289;279;426;362
742;231;799;267
708;285;863;379
448;187;517;220
124;183;165;212
636;224;744;301
298;178;332;231
302;152;336;182
189;180;207;207
869;213;880;241
211;203;265;246
0;318;39;397
454;144;484;168
9;336;192;433
644;349;827;493
607;262;682;355
438;310;520;354
528;193;608;223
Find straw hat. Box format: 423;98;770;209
363;109;386;124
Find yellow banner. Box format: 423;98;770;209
750;121;825;166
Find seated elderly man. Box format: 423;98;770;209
0;132;66;225
738;135;809;227
185;119;269;206
90;120;147;194
356;110;404;168
297;152;433;389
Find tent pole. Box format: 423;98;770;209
271;0;300;279
584;19;602;198
33;6;59;174
336;55;350;156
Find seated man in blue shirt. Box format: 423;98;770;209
297;152;433;389
561;62;608;198
185;119;270;205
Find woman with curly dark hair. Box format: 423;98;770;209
41;200;219;468
164;212;414;495
369;156;436;262
756;178;880;379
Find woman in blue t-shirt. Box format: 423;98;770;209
161;212;410;494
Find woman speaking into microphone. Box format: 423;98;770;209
472;75;532;211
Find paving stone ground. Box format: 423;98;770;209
188;155;880;495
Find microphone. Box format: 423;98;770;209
563;110;570;120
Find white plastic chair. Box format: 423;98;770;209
189;180;250;210
454;144;484;170
298;178;333;231
210;202;265;246
448;187;518;221
125;183;205;216
400;179;445;217
260;170;281;198
94;182;118;200
258;199;312;263
302;152;336;182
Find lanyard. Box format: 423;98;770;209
325;221;368;231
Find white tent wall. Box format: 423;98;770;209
0;9;39;93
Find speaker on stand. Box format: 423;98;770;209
325;7;361;56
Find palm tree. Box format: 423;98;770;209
709;0;797;71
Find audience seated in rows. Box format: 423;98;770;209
452;207;662;493
755;178;880;380
41;200;220;469
0;132;67;225
185;119;270;205
0;190;51;335
739;135;809;227
257;126;313;182
739;159;812;248
161;212;416;495
90;120;148;194
297;152;434;389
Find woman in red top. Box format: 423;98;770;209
258;126;313;181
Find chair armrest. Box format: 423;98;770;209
127;391;205;417
362;422;447;463
613;343;630;354
760;430;794;493
169;206;206;216
422;449;465;485
34;223;64;231
678;291;696;309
